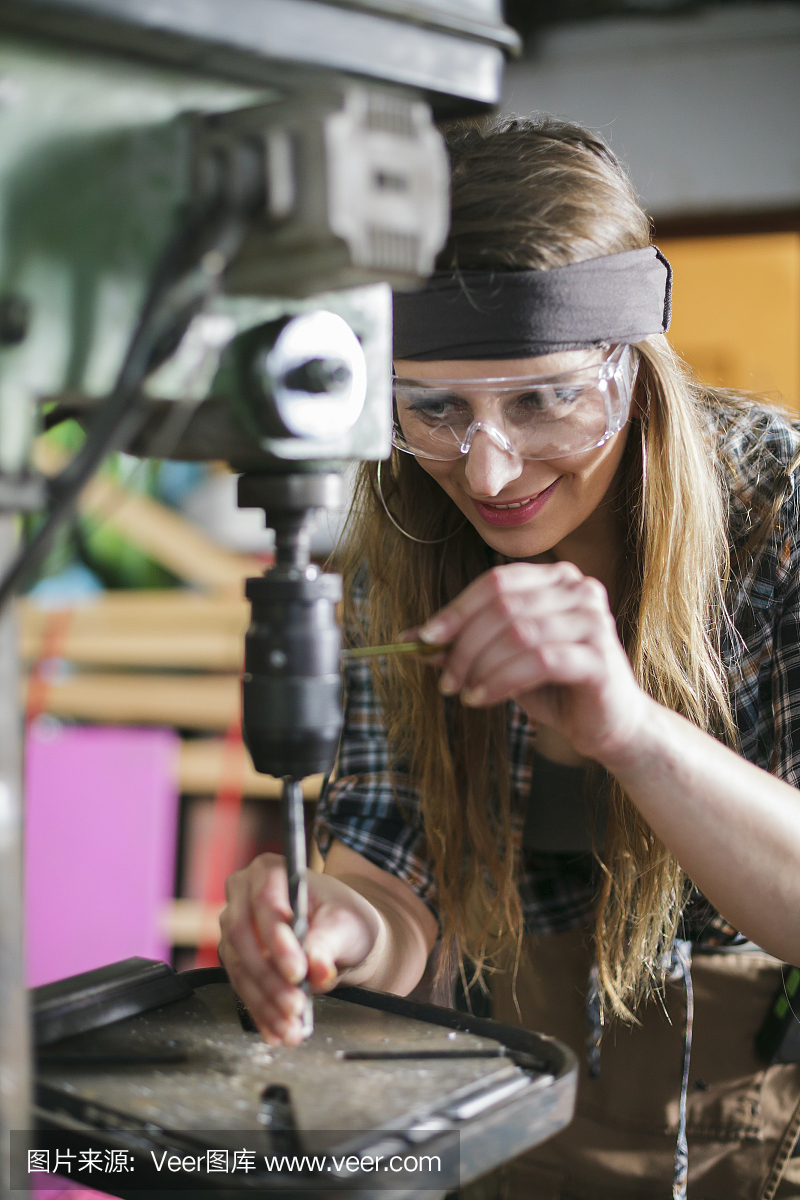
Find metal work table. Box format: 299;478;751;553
29;964;578;1198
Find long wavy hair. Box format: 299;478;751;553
336;117;775;1019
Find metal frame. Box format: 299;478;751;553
0;0;520;111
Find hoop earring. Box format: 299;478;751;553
640;417;648;497
376;460;467;545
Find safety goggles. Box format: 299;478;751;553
391;344;634;462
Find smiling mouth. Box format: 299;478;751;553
479;484;554;508
482;494;541;510
469;479;560;526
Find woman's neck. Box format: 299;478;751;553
528;489;628;767
528;489;627;610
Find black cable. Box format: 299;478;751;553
0;152;262;614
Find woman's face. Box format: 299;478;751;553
393;350;633;560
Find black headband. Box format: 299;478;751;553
393;246;672;361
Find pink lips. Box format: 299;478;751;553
471;478;560;527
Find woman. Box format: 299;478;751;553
219;118;800;1199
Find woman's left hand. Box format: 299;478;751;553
417;561;651;769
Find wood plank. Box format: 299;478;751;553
178;739;324;799
26;672;240;730
21;589;342;673
23;590;250;624
160;899;223;947
22;619;245;671
70;590;249;616
20;591;250;670
24;630;243;671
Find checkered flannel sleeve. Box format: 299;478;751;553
768;483;800;787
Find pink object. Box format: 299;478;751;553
25;723;180;987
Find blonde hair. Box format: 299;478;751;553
337;118;744;1019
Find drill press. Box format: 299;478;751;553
0;5;583;1192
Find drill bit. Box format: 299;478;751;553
281;776;313;1039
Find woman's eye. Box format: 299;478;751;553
511;386;585;415
406;397;464;423
512;391;548;413
553;386;585;405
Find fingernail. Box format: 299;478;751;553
420;620;448;644
313;957;336;987
461;685;487;706
439;671;458;696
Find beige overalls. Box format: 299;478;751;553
481;929;800;1200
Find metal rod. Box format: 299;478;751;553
341;1049;507;1061
281;776;313;1038
341;640;444;660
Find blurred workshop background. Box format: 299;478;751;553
21;0;800;995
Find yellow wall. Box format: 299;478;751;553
657;232;800;412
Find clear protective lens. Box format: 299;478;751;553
392;344;633;462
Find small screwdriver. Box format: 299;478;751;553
341;640;445;661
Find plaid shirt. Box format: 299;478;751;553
316;405;800;944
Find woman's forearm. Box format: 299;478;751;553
326;873;434;994
604;698;800;963
321;841;438;995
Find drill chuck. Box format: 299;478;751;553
243;570;343;780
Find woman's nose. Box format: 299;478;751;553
463;429;524;496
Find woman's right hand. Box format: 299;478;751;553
218;852;383;1045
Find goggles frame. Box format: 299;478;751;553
391;343;635;463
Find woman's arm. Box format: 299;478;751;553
218;840;438;1045
322;840;439;992
602;700;800;963
420;561;800;965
